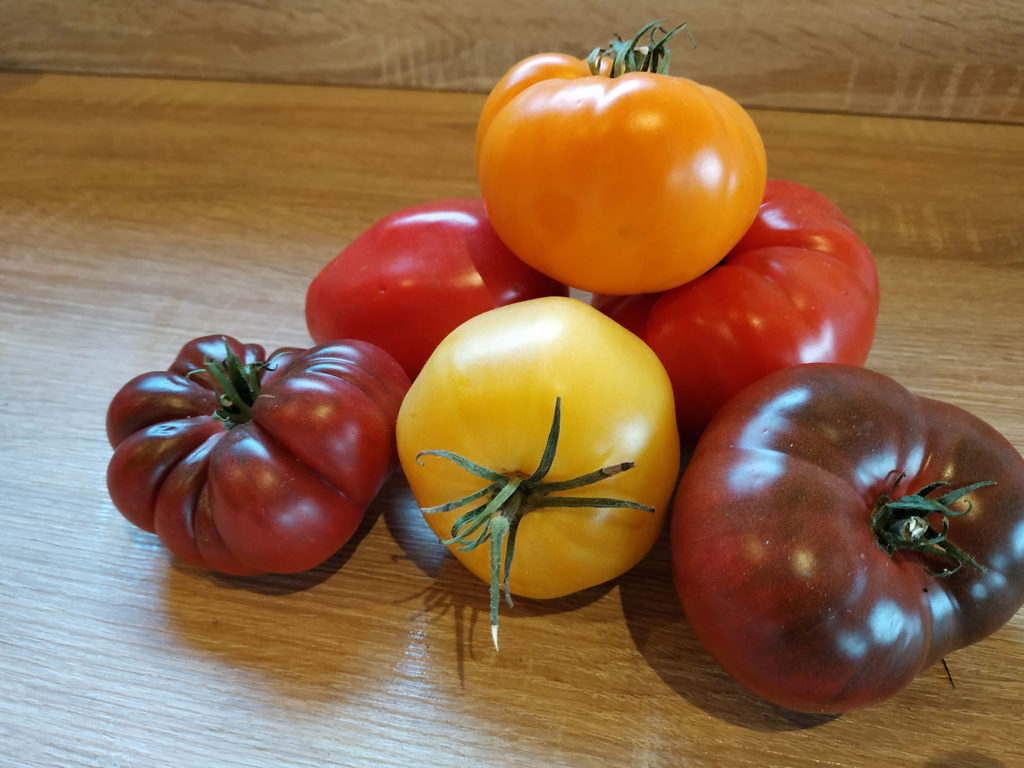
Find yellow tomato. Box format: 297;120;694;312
475;24;767;295
396;297;680;638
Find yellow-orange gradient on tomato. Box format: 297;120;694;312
476;27;767;295
396;297;680;605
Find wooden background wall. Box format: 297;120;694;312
2;0;1022;123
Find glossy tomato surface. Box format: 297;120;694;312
595;179;879;442
305;197;567;379
476;54;766;295
106;335;410;575
396;296;680;599
672;363;1024;713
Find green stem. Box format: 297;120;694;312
870;473;993;577
195;338;267;427
587;19;696;78
416;397;654;650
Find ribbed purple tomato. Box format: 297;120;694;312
106;335;409;575
673;363;1024;713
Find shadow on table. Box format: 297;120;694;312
618;523;837;732
382;473;615;683
155;474;404;701
379;471;452;579
160;472;616;695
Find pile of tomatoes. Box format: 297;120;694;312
106;22;1024;715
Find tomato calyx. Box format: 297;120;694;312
192;338;269;428
870;473;994;577
415;396;653;651
586;18;696;78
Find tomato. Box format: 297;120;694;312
305;197;567;379
476;22;766;295
595;179;879;442
396;296;680;646
106;335;410;575
672;363;1024;714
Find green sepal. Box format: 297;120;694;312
417;396;654;650
193;337;267;428
587;19;696;78
871;473;992;577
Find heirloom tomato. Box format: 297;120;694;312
595;179;879;442
396;296;680;647
305;197;566;379
476;21;766;295
106;335;409;575
673;363;1024;714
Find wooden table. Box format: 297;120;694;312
2;71;1023;767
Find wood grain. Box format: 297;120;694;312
2;71;1024;768
1;0;1022;122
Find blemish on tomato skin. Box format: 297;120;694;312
791;548;816;578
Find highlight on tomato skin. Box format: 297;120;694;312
475;21;767;296
671;362;1024;714
305;197;568;380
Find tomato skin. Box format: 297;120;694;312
477;61;766;295
595;179;879;442
305;198;567;379
106;335;410;575
396;296;680;599
672;363;1024;714
475;53;593;166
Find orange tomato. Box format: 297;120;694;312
476;25;767;295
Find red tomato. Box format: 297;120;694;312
476;24;767;295
673;363;1024;713
594;179;879;442
305;198;567;379
106;335;409;575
